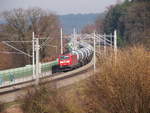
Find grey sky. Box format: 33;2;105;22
0;0;121;14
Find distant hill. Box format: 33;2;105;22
0;13;105;34
59;13;105;34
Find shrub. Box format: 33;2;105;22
21;84;72;113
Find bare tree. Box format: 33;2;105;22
0;8;60;66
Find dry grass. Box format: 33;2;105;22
4;104;23;113
83;46;150;113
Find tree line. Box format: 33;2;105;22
100;0;150;47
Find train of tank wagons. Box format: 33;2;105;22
52;40;93;73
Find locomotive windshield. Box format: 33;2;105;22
60;56;70;60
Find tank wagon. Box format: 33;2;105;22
52;42;93;73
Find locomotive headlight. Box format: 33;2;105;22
60;61;64;63
60;60;70;63
65;60;70;63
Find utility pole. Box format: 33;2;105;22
35;38;40;85
60;28;63;54
104;33;106;55
32;32;35;79
99;36;101;54
114;30;117;63
114;30;117;53
73;28;75;37
73;28;76;41
93;32;96;72
110;33;113;48
73;28;77;50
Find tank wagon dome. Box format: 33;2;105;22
67;42;74;52
71;41;93;62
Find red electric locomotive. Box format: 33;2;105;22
52;42;93;74
52;54;79;73
58;54;78;70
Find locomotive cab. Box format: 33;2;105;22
59;55;70;66
58;54;78;70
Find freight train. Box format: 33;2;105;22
52;42;93;73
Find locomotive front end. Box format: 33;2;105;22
59;55;71;66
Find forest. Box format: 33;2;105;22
100;0;150;48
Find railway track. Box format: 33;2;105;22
0;60;94;103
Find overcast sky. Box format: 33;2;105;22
0;0;122;15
